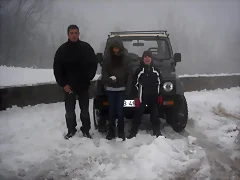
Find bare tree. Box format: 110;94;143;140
0;0;55;67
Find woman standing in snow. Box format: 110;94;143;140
101;36;132;141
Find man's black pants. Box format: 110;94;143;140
64;89;90;133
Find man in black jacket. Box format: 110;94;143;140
128;50;163;138
53;25;98;139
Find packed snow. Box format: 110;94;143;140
0;87;239;179
186;88;240;161
0;103;209;180
1;65;240;88
179;73;240;77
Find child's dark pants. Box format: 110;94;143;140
130;95;161;136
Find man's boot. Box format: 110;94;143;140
64;115;77;140
80;126;92;139
64;128;77;139
79;109;92;139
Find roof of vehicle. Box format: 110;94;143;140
108;30;169;38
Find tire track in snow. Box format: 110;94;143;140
184;118;240;180
134;118;211;180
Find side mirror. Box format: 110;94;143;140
96;53;103;66
173;53;181;62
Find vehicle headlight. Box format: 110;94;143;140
163;82;173;92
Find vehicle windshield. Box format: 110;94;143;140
122;39;171;60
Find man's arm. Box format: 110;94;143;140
85;44;98;81
53;47;67;87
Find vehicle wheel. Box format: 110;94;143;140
165;95;188;132
93;99;100;130
93;99;108;132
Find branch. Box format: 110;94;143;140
1;0;27;21
25;0;38;19
33;0;55;25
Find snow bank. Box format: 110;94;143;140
0;65;101;88
185;87;240;152
0;74;240;179
1;65;240;88
0;100;209;179
179;73;240;78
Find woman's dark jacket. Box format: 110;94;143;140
101;36;132;94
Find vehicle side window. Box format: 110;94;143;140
156;40;171;60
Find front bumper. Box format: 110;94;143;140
94;95;175;110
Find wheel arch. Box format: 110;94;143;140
175;78;184;95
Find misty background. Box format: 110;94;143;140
0;0;240;75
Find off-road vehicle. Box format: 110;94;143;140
93;30;188;133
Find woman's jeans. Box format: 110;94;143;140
106;90;125;134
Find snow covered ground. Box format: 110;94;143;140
1;65;240;88
187;88;240;151
0;87;239;180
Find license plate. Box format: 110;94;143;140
124;100;135;107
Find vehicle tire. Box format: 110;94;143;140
165;95;188;132
93;99;100;130
93;99;108;132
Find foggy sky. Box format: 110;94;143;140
1;0;240;75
